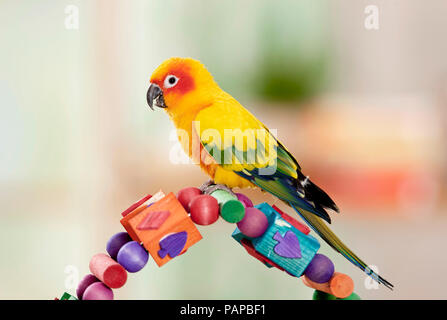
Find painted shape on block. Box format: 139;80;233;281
273;231;302;259
158;231;188;258
137;210;171;230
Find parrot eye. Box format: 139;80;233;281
164;75;179;88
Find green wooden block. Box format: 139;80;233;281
337;292;361;300
313;290;336;300
60;292;78;300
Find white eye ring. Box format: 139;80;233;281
164;75;179;88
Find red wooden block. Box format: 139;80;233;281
272;205;310;235
240;239;284;271
137;211;171;230
121;194;152;217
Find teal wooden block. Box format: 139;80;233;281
252;203;320;277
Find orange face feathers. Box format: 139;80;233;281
149;57;219;117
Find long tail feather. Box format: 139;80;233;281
289;202;394;290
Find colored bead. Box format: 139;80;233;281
312;290;336;300
82;282;114;300
106;232;132;260
235;193;253;208
89;253;127;289
304;253;335;284
158;231;187;258
236;207;268;238
117;241;149;273
137;211;170;230
177;187;202;211
76;274;100;300
210;189;237;204
220;199;245;223
302;272;354;299
189;195;219;225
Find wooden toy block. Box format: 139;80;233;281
121;194;153;217
240;238;284;271
250;203;320;277
312;290;337;300
122;192;202;267
120;190;166;241
302;272;354;299
60;292;78;300
272;205;310;235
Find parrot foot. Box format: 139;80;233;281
199;180;235;197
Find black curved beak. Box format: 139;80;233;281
147;83;167;110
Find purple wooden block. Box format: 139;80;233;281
106;232;132;260
304;253;335;283
158;231;187;259
117;241;149;273
235;193;253;208
273;231;302;259
76;274;100;300
82;282;114;300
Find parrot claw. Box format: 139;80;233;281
199;181;235;197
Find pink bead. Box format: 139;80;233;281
235;193;253;208
236;207;269;238
82;282;114;300
76;274;99;300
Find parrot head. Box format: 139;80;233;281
147;57;218;116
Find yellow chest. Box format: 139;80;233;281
168;110;254;189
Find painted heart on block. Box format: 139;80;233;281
273;231;302;259
137;210;170;230
158;231;187;259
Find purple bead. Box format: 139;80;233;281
106;232;132;260
76;274;100;300
236;207;269;238
82;282;114;300
235;193;253;208
117;241;149;273
304;253;335;283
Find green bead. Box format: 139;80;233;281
220;199;245;223
312;290;336;300
210;189;237;204
337;292;361;300
60;292;78;300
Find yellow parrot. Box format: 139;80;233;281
147;57;393;289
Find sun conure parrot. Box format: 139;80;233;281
146;57;393;289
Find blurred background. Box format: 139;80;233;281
0;0;446;300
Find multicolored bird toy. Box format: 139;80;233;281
146;57;393;290
59;187;362;300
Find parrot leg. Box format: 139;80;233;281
199;180;236;197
